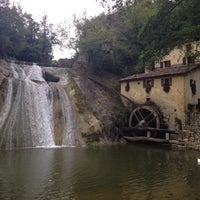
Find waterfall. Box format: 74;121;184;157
0;63;82;149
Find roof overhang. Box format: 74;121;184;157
120;65;200;82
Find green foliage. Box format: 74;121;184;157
139;0;200;66
97;0;139;11
75;0;157;75
0;1;58;65
75;0;200;76
75;13;122;74
114;108;130;127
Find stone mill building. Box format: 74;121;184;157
120;42;200;149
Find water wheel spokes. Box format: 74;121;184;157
146;115;157;127
143;112;154;122
129;105;160;132
137;110;148;127
132;110;147;127
133;111;141;124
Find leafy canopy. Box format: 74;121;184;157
73;0;200;75
0;0;58;65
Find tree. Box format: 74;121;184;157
0;0;59;64
56;16;79;56
37;15;53;64
138;0;200;67
0;3;27;58
97;0;140;11
62;0;200;75
16;13;40;62
74;0;158;75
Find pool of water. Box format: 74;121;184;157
0;145;200;200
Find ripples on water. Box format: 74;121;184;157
0;145;200;200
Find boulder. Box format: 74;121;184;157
42;70;60;82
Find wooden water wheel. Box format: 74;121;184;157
128;105;161;137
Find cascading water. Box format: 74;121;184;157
0;62;82;149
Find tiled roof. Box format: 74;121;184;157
120;65;200;82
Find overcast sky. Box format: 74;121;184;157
10;0;104;59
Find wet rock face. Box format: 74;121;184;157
67;64;125;144
0;64;10;84
0;62;11;108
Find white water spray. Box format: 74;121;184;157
0;63;82;149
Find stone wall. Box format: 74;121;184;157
184;112;200;150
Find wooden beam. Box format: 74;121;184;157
123;136;170;143
123;136;185;145
121;127;178;134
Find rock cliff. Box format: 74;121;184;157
0;60;126;146
0;60;11;110
44;63;126;145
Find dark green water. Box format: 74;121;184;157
0;145;200;200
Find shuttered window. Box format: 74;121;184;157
161;77;172;86
164;60;171;68
161;77;172;93
143;79;154;88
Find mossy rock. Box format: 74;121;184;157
82;131;103;145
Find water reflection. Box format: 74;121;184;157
0;149;54;199
0;145;200;200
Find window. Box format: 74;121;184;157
125;81;130;92
161;77;172;93
196;99;200;112
160;60;171;68
164;60;171;68
143;79;154;93
143;79;154;88
161;78;172;86
190;79;196;95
